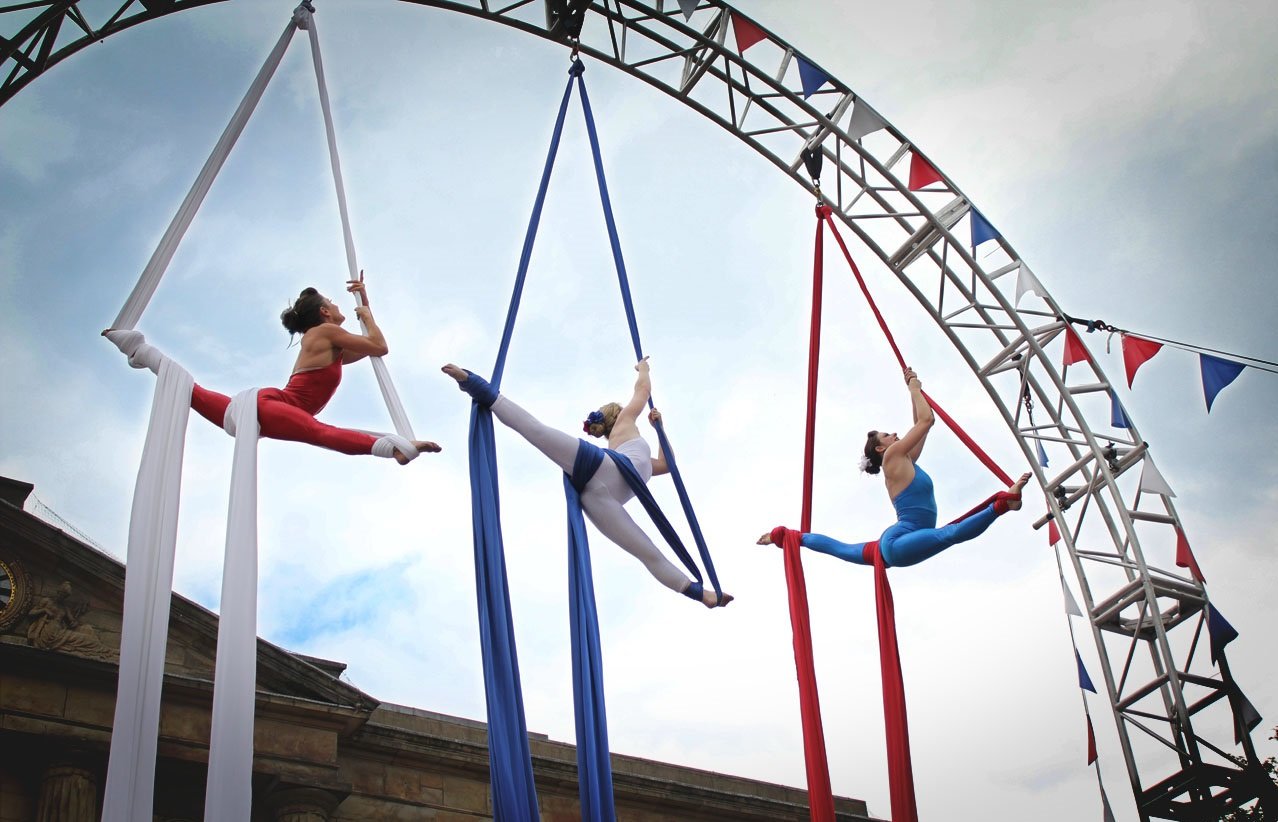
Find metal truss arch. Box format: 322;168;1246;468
4;1;1272;819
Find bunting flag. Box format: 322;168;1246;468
1200;353;1245;412
1175;528;1204;583
731;13;767;53
1121;334;1163;388
1206;603;1238;665
1235;689;1263;743
1015;262;1047;306
1063;583;1083;618
908;152;943;190
1036;439;1049;468
1101;785;1117;822
846;100;885;141
970;209;999;248
1137;456;1176;498
1063;327;1088;367
796;56;830;98
1086;714;1098;764
678;0;697;20
1075;649;1097;693
1049;520;1062;546
1110;392;1132;429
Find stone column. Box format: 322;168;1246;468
35;762;97;822
264;786;343;822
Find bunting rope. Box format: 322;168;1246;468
101;7;410;819
1064;314;1278;374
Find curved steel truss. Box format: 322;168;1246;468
4;1;1272;818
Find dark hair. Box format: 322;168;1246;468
862;431;884;475
280;287;326;334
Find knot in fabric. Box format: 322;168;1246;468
372;434;417;461
568;59;586;78
105;329;165;375
292;4;312;29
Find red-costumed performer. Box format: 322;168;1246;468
105;279;440;463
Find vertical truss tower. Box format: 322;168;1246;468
3;1;1272;817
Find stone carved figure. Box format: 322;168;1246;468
26;581;113;661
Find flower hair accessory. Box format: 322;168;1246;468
583;410;606;433
858;454;873;472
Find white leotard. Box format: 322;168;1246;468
490;396;689;593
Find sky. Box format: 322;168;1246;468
1;1;1276;820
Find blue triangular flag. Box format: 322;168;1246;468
1076;649;1097;693
678;0;698;20
796;56;830;99
1200;354;1245;412
1036;439;1049;468
1110;392;1131;429
1235;688;1262;743
971;209;1000;247
1207;603;1239;665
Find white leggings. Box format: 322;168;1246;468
492;396;691;593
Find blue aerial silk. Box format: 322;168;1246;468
467;58;722;821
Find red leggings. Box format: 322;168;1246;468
191;385;377;456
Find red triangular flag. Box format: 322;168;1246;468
908;152;943;190
1175;528;1205;583
1087;715;1098;764
1122;334;1163;388
731;13;767;53
1049;520;1061;546
1063;327;1088;366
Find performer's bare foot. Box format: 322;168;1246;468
394;441;442;464
1004;473;1031;510
441;364;467;382
703;589;734;608
756;531;774;545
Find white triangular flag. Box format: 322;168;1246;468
1063;583;1083;617
1138;456;1176;498
846;100;885;141
1015;262;1047;306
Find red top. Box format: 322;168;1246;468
279;358;343;415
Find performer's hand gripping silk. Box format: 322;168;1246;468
759;368;1030;566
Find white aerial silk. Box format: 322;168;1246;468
102;4;415;820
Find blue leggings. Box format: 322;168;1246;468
801;503;1000;568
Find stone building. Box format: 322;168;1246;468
0;476;876;821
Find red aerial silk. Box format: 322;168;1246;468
864;540;918;822
777;205;1017;822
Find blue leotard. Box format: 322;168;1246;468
801;464;1000;568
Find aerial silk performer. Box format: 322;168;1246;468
760;368;1028;564
115;278;441;462
445;359;733;607
761;367;1029;822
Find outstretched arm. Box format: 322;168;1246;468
648;408;670;475
889;369;934;464
617;357;652;428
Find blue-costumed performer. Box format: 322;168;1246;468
444;359;733;607
759;368;1030;566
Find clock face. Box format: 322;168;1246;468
0;560;23;629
